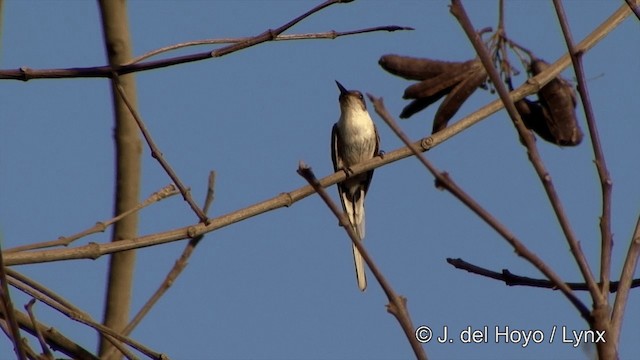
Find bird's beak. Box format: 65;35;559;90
335;80;348;96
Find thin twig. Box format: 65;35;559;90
367;94;591;322
624;0;640;20
112;76;207;223
297;163;427;360
126;26;412;65
25;300;54;360
552;0;613;304
0;308;99;360
0;242;27;360
551;2;615;358
7;272;149;360
446;258;640;292
0;1;411;81
611;216;640;348
104;171;217;360
450;0;601;319
5;184;178;253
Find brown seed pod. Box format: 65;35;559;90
400;89;452;119
432;66;487;133
515;98;550;144
530;59;583;146
403;60;482;99
379;54;472;81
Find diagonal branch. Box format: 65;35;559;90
625;0;640;20
0;308;98;360
367;94;591;323
112;76;207;223
450;0;601;318
297;163;427;360
103;171;217;360
7;270;163;360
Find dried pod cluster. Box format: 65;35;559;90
379;54;487;134
517;59;583;146
379;54;583;147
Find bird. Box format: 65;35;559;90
331;80;380;291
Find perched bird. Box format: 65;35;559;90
331;80;380;291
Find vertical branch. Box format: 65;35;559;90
449;0;602;308
98;1;141;358
551;0;613;301
551;2;615;358
611;216;640;346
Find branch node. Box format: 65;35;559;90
187;226;198;239
421;136;434;150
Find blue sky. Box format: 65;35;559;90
1;1;638;359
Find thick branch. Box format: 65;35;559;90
98;1;141;358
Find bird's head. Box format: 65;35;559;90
336;80;367;112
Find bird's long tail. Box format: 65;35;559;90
345;190;367;291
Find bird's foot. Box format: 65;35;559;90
342;166;355;177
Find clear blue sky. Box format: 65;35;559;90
1;1;638;359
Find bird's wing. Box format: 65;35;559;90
331;123;342;172
331;123;350;216
360;123;379;196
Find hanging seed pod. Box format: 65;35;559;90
379;54;471;81
404;60;481;99
378;54;488;132
530;59;583;146
400;89;452;119
432;65;488;133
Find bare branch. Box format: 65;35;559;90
447;258;640;292
0;242;27;360
25;300;54;360
105;171;217;360
0;1;412;81
367;94;591;323
611;216;640;348
0;309;98;360
5;185;178;253
297;163;427;360
126;26;412;65
552;0;613;303
624;0;640;20
450;0;601;319
551;2;615;357
7;270;161;360
113;75;208;223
